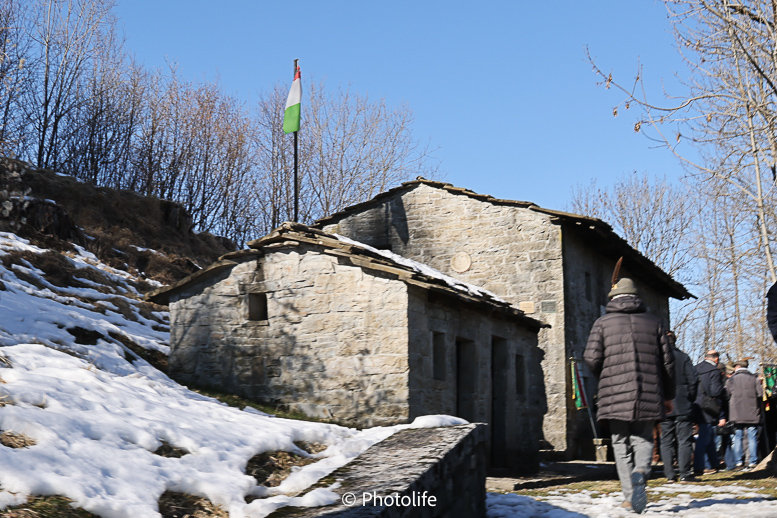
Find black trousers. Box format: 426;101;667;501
660;416;695;479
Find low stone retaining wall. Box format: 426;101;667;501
280;423;487;518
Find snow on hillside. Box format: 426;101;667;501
0;231;465;517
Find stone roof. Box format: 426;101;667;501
146;222;549;331
312;178;694;301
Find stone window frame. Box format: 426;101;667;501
241;283;270;326
247;292;269;322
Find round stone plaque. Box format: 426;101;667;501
451;252;472;273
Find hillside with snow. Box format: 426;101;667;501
0;163;467;517
0;225;475;518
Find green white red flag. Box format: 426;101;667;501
283;65;301;134
571;359;588;410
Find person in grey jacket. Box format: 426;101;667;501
585;277;676;514
726;360;763;469
659;331;699;482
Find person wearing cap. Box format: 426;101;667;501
726;359;763;470
659;331;699;482
585;277;676;514
692;350;726;475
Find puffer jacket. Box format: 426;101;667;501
584;295;676;422
726;368;763;425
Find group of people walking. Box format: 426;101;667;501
584;276;766;514
660;348;763;483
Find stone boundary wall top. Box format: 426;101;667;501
277;423;487;518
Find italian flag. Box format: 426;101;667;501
283;65;301;134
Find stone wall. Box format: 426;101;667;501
321;184;569;452
283;423;487;518
167;238;543;450
168;243;412;427
406;286;544;471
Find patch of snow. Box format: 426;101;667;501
334;234;506;303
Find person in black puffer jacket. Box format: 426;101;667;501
585;277;676;514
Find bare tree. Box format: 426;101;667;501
252;80;440;235
23;0;115;170
59;23;136;186
0;0;33;156
1;1;439;249
588;1;777;283
569;172;695;278
586;0;777;362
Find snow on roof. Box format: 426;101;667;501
333;233;507;303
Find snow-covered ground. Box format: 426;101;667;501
488;483;777;517
1;230;777;517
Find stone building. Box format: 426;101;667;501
314;179;693;458
148;223;548;470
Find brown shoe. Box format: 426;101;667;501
620;501;633;509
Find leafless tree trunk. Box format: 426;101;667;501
0;0;33;156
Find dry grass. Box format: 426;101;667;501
0;495;97;517
0;431;37;449
1;250;76;289
244;442;325;490
295;441;328;455
153;441;188;458
157;491;228;518
0;159;234;290
110;331;168;373
245;451;311;488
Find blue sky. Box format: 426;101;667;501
113;1;689;212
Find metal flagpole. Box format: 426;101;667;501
572;357;599;439
581;374;599;440
293;59;299;223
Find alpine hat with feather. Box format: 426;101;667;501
608;257;639;299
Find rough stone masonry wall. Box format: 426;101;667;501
405;286;544;471
322;184;569;452
168;244;412;427
285;424;487;518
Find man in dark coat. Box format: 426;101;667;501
659;331;699;482
726;359;763;469
585;277;676;514
693;350;726;475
